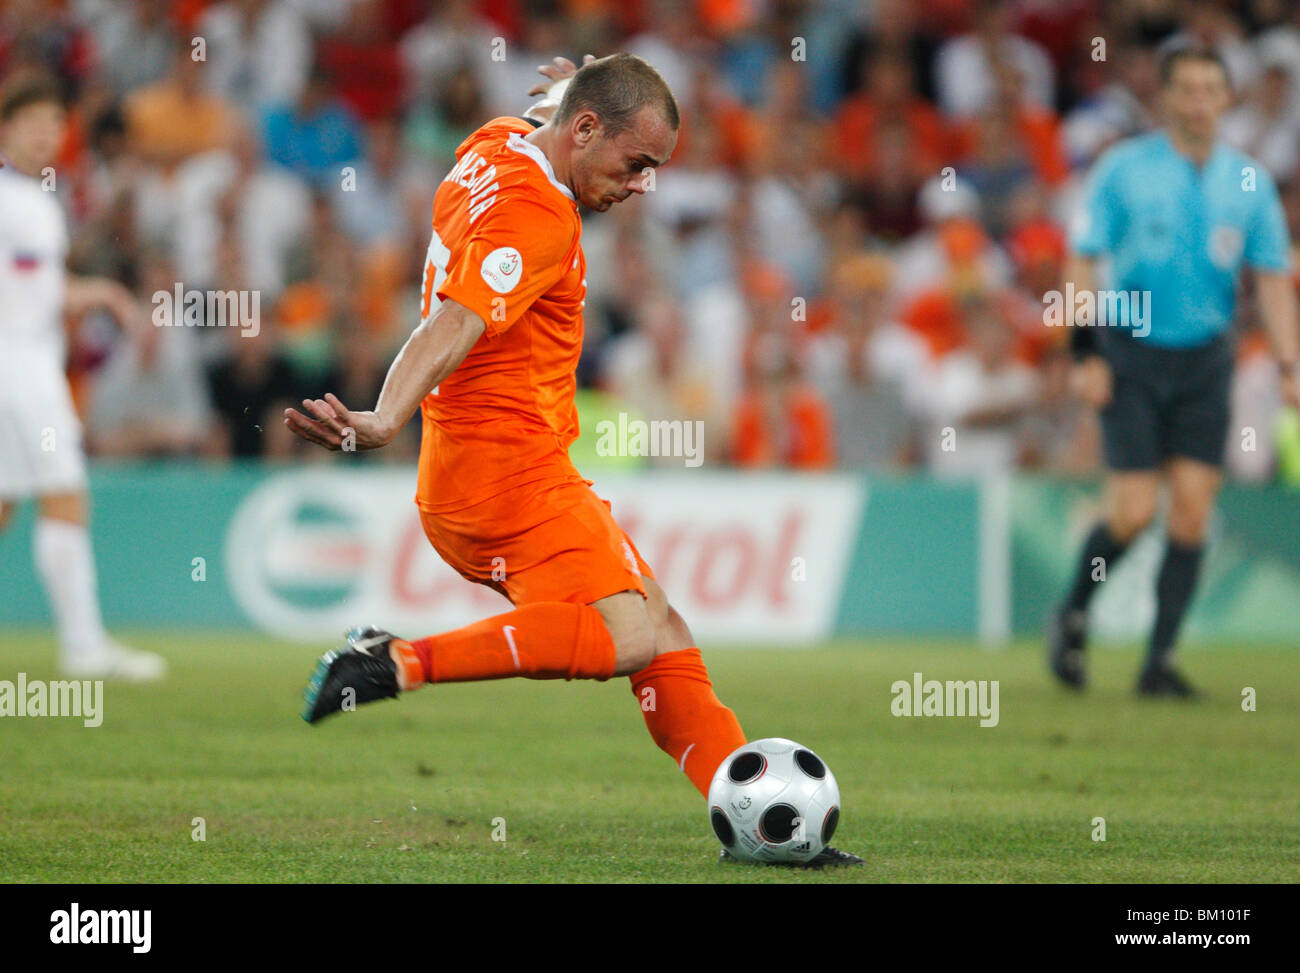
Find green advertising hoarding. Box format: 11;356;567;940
2;464;1298;645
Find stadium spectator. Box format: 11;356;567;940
731;329;836;471
806;252;928;470
170;121;311;300
893;174;1013;305
915;296;1039;477
831;51;947;200
315;0;403;122
85;253;214;458
197;0;312;112
1017;344;1101;475
205;313;301;460
933;0;1055;119
79;0;176;96
1221;56;1300;182
4;0;1297;484
331;116;421;249
124;43;239;170
603;291;724;466
399;0;500;109
260;62;363;189
404;62;488;175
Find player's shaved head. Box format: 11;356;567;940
554;53;679;136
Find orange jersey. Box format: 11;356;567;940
417;118;589;513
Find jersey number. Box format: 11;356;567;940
420;228;452;395
421;228;451;319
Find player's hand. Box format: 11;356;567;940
1070;355;1113;408
527;54;595;96
283;394;392;452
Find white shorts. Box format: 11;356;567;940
0;359;88;499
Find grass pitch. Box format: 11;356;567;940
0;631;1296;883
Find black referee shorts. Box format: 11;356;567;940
1097;329;1235;471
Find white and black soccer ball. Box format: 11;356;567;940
707;738;841;864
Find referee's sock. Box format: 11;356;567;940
1147;537;1204;670
1063;522;1131;614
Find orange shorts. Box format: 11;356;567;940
417;478;653;607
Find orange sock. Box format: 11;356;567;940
629;648;746;797
397;602;617;685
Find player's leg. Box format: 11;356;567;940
1049;469;1161;687
626;575;746;797
1137;341;1232;697
1137;456;1221;696
34;491;166;681
303;486;650;721
1061;468;1162;613
3;360;162;680
1049;361;1162;688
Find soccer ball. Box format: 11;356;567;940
708;737;841;864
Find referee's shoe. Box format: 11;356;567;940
1047;606;1088;689
1137;663;1200;699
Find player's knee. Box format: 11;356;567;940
612;618;656;675
37;491;86;525
642;576;670;624
641;577;694;656
1108;492;1158;542
594;591;657;675
1167;500;1211;544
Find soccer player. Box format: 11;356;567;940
1049;47;1299;697
286;54;861;866
0;72;166;681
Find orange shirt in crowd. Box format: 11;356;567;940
950;107;1070;187
124;81;239;168
731;385;835;470
831;96;948;182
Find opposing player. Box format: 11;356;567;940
286;54;861;866
0;72;165;680
1050;48;1299;697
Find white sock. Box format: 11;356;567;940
33;517;107;664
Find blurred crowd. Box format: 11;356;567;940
4;0;1300;479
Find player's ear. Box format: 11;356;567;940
571;109;600;147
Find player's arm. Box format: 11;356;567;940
283;298;486;451
1245;172;1300;410
1064;253;1113;408
1255;270;1300;410
1066;146;1124;409
65;274;158;361
522;55;594;124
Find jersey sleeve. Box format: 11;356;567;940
1244;169;1292;273
1069;146;1123;257
435;196;574;337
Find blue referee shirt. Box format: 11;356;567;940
1070;130;1292;348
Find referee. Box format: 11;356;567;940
1050;47;1299;697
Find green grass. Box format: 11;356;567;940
0;632;1296;883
